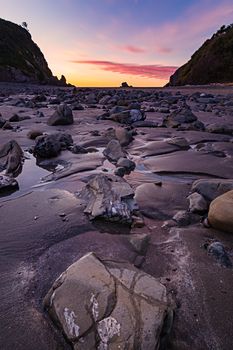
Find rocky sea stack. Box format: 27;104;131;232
168;24;233;86
0;18;68;85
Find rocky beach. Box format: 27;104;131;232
0;83;233;349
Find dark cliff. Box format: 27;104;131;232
0;18;68;85
168;24;233;86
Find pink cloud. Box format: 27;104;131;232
156;47;173;54
139;1;233;58
72;60;177;79
119;45;146;53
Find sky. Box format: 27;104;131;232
1;0;233;87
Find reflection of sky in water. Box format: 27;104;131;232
16;152;50;190
0;152;51;201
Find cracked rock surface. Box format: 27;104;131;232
44;252;171;350
79;173;138;225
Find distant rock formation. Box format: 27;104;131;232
167;24;233;86
0;18;69;85
120;82;133;88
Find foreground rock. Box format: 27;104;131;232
47;104;74;126
33;133;73;158
208;190;233;233
44;252;172;350
0;140;23;176
79;174;139;225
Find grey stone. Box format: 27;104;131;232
129;233;150;254
44;252;171;350
103;140;125;163
115;127;133;146
27;130;43;140
47;103;74;126
71;145;88;154
166;136;189;149
114;167;126;177
187;192;208;213
34;133;73;158
206;124;233;135
110;109;145;125
116;157;135;173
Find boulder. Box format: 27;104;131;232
115;127;133;146
208;190;233;233
79;174;138;225
163;106;197;128
129;233;150;254
206;123;233;135
191;179;233;202
27;130;43;140
0;140;23;176
9;114;31;122
47;103;74;126
163;106;204;130
71;103;84;111
114;167;126;177
116;157;136;173
187;192;208;213
44;252;172;350
71;145;88;154
166;136;189;149
99;95;111;105
9;114;20;123
34;133;73;158
110;109;145;125
172;210;200;226
103;140;125;163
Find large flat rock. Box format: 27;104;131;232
44;252;171;350
142;150;233;178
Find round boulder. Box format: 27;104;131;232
208;190;233;233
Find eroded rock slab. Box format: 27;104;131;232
142;151;233;178
44;252;171;350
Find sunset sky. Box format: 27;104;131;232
1;0;233;87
